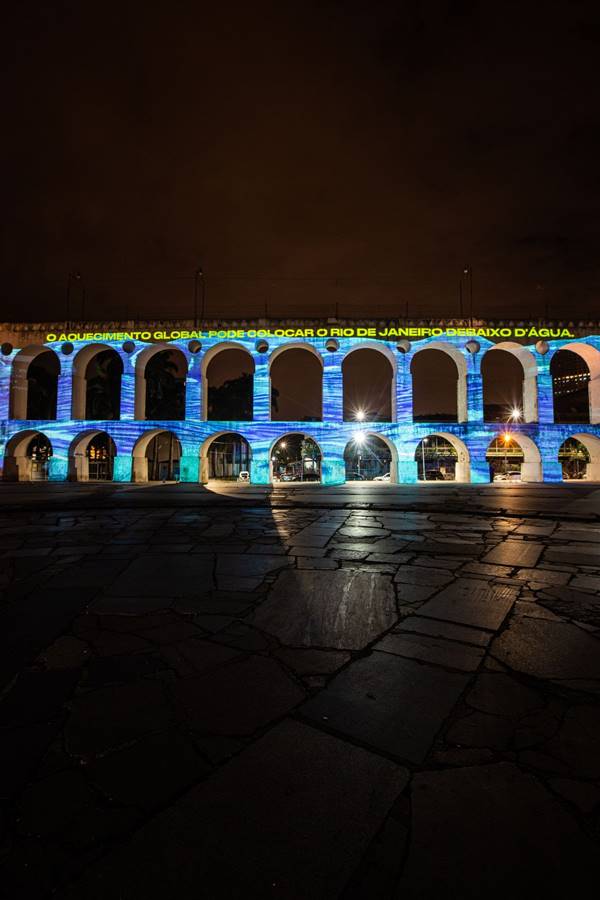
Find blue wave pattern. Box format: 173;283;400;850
1;332;600;484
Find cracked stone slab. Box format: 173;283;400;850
395;615;492;647
393;565;454;587
537;585;600;627
398;763;597;897
482;540;543;568
417;580;517;631
374;632;485;671
301;651;468;763
56;719;408;900
252;569;396;649
172;656;305;734
110;555;215;598
464;673;544;718
490;616;600;683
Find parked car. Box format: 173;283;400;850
373;472;390;482
347;472;366;481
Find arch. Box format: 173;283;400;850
10;345;60;420
203;342;255;421
68;429;118;481
413;431;470;482
131;428;183;482
4;429;53;481
134;343;189;420
342;344;396;422
560;433;600;481
269;343;323;421
410;343;467;423
269;432;322;484
481;342;538;422
72;343;123;420
199;431;252;482
551;343;600;424
485;432;542;482
343;431;398;483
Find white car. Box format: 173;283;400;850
373;472;391;482
237;471;250;482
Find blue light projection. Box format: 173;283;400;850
2;331;600;484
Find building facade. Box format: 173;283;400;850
2;321;600;484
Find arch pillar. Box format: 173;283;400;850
465;354;482;423
179;443;200;482
57;357;74;420
323;352;343;423
48;456;68;481
537;352;554;424
250;445;271;485
185;355;201;420
321;453;345;485
252;350;269;422
113;455;132;482
120;355;136;420
395;354;412;425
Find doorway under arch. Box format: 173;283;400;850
132;430;182;482
344;432;396;482
72;344;123;420
10;347;60;420
411;346;466;423
342;347;394;422
204;345;254;421
200;432;251;482
270;433;322;483
4;430;53;481
69;430;117;481
559;433;600;481
486;432;542;482
414;432;470;482
270;345;323;421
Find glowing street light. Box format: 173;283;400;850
509;406;522;422
355;409;366;421
353;431;366;445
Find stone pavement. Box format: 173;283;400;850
1;485;600;898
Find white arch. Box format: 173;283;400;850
268;431;323;484
68;429;118;481
71;343;123;420
563;432;600;481
199;430;251;483
485;432;542;482
342;343;397;422
553;342;600;424
131;428;183;482
344;431;398;483
9;345;60;420
134;343;189;420
482;342;538;422
414;431;471;483
410;342;468;423
4;429;52;481
201;342;255;421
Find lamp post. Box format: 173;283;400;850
421;437;428;481
193;266;205;328
66;271;82;325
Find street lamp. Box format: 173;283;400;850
355;409;366;421
193;266;205;328
421;437;428;481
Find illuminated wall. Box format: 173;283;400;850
2;331;600;484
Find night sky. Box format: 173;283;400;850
3;1;600;324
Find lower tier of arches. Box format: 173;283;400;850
3;421;600;484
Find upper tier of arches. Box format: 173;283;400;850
4;338;600;426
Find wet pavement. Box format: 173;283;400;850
1;483;600;897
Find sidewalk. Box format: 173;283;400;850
0;487;599;897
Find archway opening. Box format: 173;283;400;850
343;349;393;422
145;349;187;420
411;350;459;422
206;433;251;480
559;437;591;480
551;349;591;423
344;433;392;481
87;433;117;480
4;431;54;481
271;434;321;483
85;349;123;420
146;431;182;481
414;435;458;481
206;349;254;421
486;434;525;482
482;350;525;423
26;351;60;420
270;348;322;421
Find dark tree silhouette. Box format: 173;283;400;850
146;351;186;420
85;350;122;420
208;372;253;420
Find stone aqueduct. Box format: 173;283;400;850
2;326;600;484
